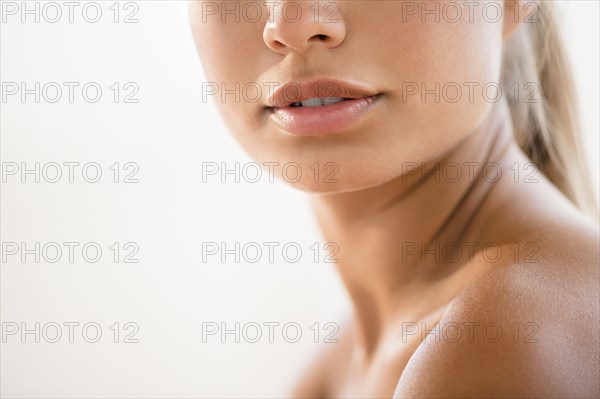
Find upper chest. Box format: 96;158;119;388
331;316;445;398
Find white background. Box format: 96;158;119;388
1;1;598;397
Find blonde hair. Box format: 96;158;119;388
501;1;599;220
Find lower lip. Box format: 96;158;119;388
268;96;380;136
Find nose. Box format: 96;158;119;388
263;1;346;55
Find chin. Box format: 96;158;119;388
280;164;401;195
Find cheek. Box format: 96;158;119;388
190;2;268;85
190;7;273;150
334;10;506;194
384;12;505;156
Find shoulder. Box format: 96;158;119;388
395;218;600;398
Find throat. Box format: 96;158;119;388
309;101;516;353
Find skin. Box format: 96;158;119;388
189;0;600;397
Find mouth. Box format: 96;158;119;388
266;79;382;136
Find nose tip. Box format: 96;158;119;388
263;2;346;55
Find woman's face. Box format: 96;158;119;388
189;0;512;192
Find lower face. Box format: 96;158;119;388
189;0;505;193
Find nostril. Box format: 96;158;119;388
315;34;328;41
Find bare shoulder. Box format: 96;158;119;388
395;216;600;398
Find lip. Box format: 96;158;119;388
266;79;382;136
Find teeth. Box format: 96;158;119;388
290;97;345;107
321;97;345;105
301;98;324;107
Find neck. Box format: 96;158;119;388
309;100;516;354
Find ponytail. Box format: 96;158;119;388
501;2;598;220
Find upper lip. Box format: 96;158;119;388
267;79;380;108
